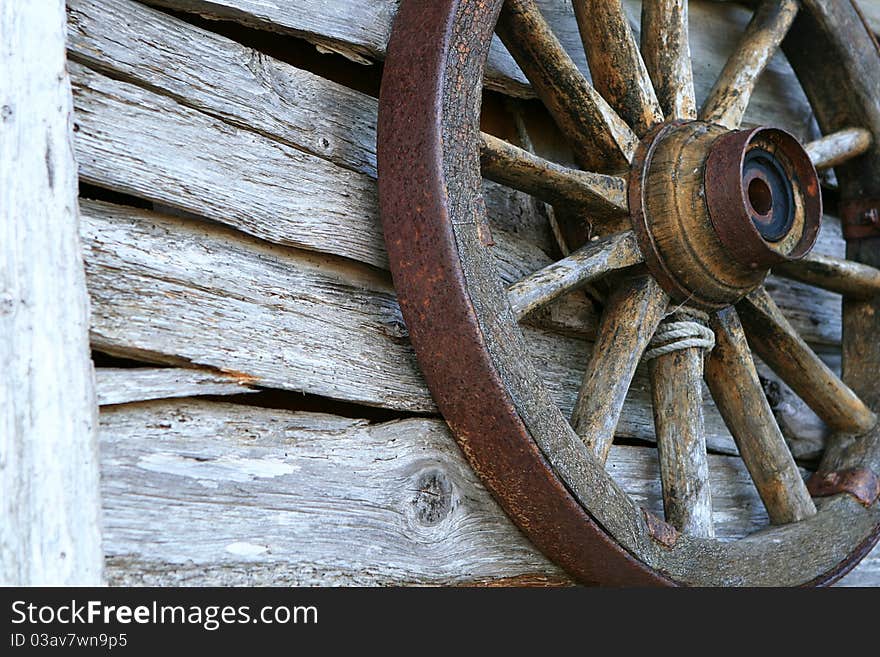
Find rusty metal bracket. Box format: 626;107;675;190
841;199;880;240
642;510;680;548
807;468;880;507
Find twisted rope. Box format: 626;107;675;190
643;306;715;362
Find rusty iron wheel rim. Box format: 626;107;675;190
378;0;880;586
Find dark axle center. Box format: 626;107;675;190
748;177;773;215
742;147;795;242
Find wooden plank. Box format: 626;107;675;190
0;0;103;585
66;0;844;346
67;0;381;178
96;368;258;406
70;61;388;269
81;199;742;452
138;0;534;96
100;399;880;586
138;0;820;141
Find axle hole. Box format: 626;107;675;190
748;178;773;215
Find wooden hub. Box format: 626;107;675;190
629;121;822;309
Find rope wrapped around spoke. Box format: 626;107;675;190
643;307;715;361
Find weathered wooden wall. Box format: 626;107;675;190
58;0;880;584
0;0;103;585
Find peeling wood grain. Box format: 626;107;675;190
99;399;880;586
572;0;663;135
100;399;564;586
738;287;876;436
0;0;102;585
773;252;880;300
641;0;697;120
805;127;872;171
96;367;258;406
507;231;641;320
479;132;628;216
650;342;715;537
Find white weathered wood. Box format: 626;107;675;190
641;0;697;120
138;0;533;96
99;399;880;586
0;0;102;585
70;61;388;269
77;197;848;458
67;0;380;178
96;368;257;406
81;199;742;452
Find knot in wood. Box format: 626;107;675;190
410;468;454;527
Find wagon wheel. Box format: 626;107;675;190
377;0;880;585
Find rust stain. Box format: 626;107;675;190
841;199;880;240
807;468;880;507
218;368;260;386
643;509;680;548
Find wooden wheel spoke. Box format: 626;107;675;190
479;133;628;217
804;127;873;170
700;0;799;129
641;0;697;120
507;231;642;319
736;287;877;435
773;253;880;300
496;0;638;170
705;308;816;525
649;317;714;537
571;276;668;464
572;0;663;135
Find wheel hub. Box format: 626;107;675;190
629;121;822;309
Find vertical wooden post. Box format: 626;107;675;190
1;1;103;584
